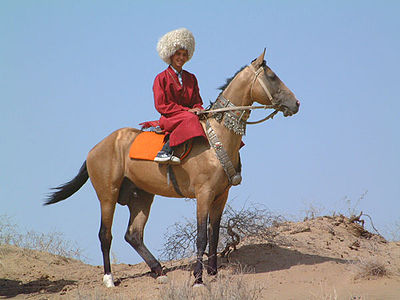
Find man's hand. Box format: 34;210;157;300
188;107;203;114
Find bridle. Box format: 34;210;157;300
198;62;280;125
249;63;276;107
247;63;280;124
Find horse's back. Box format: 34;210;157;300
89;127;141;154
86;127;141;179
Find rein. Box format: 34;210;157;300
245;109;279;124
197;105;278;124
197;104;272;113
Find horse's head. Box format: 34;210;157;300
249;50;300;117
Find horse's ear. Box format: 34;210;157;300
252;48;266;68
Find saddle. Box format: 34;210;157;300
129;131;192;162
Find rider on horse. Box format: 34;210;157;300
152;28;206;164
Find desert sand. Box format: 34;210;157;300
1;215;399;299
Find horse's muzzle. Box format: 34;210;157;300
280;103;299;117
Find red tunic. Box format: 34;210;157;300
153;66;206;147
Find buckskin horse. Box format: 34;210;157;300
45;50;300;287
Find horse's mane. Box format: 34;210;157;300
218;60;266;91
210;63;253;109
218;65;247;91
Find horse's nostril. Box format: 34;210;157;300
296;100;300;107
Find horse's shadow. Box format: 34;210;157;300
224;243;347;273
115;263;196;285
117;243;348;285
0;278;76;298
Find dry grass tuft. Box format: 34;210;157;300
353;257;389;280
75;288;127;300
158;270;263;300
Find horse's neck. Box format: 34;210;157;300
204;68;254;162
205;78;250;160
223;68;253;107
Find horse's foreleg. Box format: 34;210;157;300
207;189;229;275
193;190;215;285
124;190;163;276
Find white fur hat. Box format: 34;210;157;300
157;28;195;65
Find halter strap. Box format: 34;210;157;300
249;64;276;105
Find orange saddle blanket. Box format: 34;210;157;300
129;131;193;161
129;132;165;161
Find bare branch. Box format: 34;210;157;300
160;203;285;260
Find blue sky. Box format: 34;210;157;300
1;1;399;266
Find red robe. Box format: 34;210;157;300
153;66;206;147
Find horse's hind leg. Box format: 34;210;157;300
99;200;117;287
87;154;121;287
123;186;163;277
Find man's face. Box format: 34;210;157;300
171;49;189;71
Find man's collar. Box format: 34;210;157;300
169;65;183;75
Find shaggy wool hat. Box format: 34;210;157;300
157;28;195;65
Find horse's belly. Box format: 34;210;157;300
126;160;196;198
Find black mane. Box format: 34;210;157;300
218;60;266;91
218;65;247;91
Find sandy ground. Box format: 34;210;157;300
1;215;399;299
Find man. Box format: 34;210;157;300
153;28;206;164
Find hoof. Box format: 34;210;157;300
156;275;169;284
193;282;206;289
103;273;115;288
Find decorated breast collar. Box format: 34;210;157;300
205;119;242;186
210;94;250;135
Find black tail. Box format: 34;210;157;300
45;161;89;205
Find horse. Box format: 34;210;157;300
45;50;300;288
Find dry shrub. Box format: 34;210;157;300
353;257;389;280
302;200;325;220
220;203;285;248
161;217;197;260
160;203;285;261
385;218;400;242
0;215;18;245
0;214;83;260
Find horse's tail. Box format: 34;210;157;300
45;161;89;205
